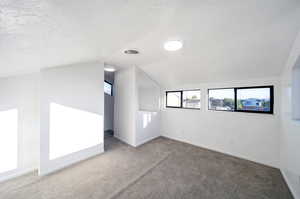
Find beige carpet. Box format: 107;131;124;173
0;136;293;199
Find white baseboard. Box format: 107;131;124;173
281;169;300;199
0;167;36;183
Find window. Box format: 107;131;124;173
104;81;113;96
166;90;201;109
166;91;182;108
208;86;274;114
208;88;234;111
236;86;273;114
183;90;201;109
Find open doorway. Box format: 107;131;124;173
104;70;115;149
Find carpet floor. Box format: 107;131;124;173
0;136;293;199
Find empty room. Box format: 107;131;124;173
0;0;300;199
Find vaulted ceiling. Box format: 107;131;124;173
1;0;300;86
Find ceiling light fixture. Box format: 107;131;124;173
104;67;116;72
164;40;183;51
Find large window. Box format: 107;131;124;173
236;86;273;114
208;86;274;114
104;81;113;96
208;88;234;111
166;90;201;109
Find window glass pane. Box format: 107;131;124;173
183;90;201;109
166;92;181;107
104;82;112;95
208;89;234;111
237;87;271;112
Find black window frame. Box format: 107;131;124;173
104;80;113;96
166;91;182;108
208;88;235;112
166;89;201;110
208;85;274;114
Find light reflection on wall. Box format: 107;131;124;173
142;112;157;129
49;103;102;160
0;109;18;173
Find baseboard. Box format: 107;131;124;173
0;167;36;183
281;169;300;199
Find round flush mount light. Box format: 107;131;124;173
164;40;183;51
104;67;116;72
124;49;139;54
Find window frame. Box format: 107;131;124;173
234;85;274;114
166;91;183;108
166;89;201;110
182;89;201;110
104;80;113;96
208;85;274;114
207;88;235;112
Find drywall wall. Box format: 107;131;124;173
161;77;281;168
39;62;104;175
114;67;137;146
280;31;300;198
292;57;300;120
136;111;160;146
137;69;160;112
0;74;39;182
104;71;114;131
114;67;161;147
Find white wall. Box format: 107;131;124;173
0;74;39;182
280;31;300;198
114;67;137;146
136;111;160;146
137;69;160;112
161;77;281;168
39;62;104;175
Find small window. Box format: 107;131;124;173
208;88;234;111
166;91;182;108
183;90;201;109
104;81;113;96
236;86;273;114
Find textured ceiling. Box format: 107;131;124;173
1;0;300;86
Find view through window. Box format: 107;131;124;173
236;87;272;112
208;89;234;111
166;91;182;107
104;81;112;96
183;90;201;109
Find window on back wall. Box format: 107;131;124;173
183;90;201;109
208;86;274;114
166;90;201;109
104;81;113;96
236;86;274;114
166;91;182;108
208;88;235;111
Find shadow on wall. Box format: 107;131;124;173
49;103;103;160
